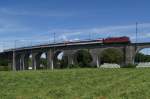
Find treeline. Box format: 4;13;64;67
135;53;150;63
60;49;124;68
1;49;150;71
0;58;9;66
0;58;11;71
60;50;93;68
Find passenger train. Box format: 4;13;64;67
4;36;131;52
64;36;130;45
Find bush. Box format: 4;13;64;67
0;59;9;66
60;56;68;68
122;63;137;68
0;66;11;71
100;48;123;64
68;64;80;68
76;49;92;68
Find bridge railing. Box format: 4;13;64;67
1;38;98;52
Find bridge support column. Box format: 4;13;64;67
68;54;74;65
23;54;30;70
20;54;25;70
15;55;21;71
47;49;54;70
124;46;136;65
12;51;25;71
32;53;38;70
12;51;16;71
90;50;100;68
36;55;41;69
63;50;76;66
91;55;100;68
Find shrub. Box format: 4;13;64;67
75;49;92;68
0;66;11;71
100;48;123;64
68;64;80;68
122;63;137;68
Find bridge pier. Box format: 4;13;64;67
12;51;16;71
63;50;75;66
68;54;74;65
31;53;39;70
24;54;29;70
90;50;100;68
91;54;100;68
20;54;25;70
16;54;22;70
8;42;150;71
124;46;136;65
47;49;54;70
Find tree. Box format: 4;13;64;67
0;58;9;66
135;52;150;62
60;56;68;68
100;48;123;64
40;58;47;69
76;49;92;67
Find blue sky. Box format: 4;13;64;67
0;0;150;53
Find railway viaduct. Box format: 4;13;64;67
0;41;150;71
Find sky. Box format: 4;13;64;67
0;0;150;53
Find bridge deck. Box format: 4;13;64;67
3;41;150;53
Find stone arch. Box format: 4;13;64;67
136;45;150;54
23;53;30;70
53;50;65;68
135;46;150;64
63;50;77;67
26;51;48;70
13;52;27;71
100;48;124;65
22;51;42;70
38;52;48;69
74;49;93;67
89;49;102;67
90;47;124;67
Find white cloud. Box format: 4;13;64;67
49;23;150;42
1;22;150;51
0;8;74;17
0;18;32;33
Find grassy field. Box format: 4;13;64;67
0;68;150;99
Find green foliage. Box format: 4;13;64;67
76;49;92;67
0;66;11;71
122;63;137;68
40;58;47;69
0;58;10;71
1;68;150;98
60;56;68;68
100;48;123;64
135;52;150;62
28;58;32;67
0;58;9;66
67;64;80;68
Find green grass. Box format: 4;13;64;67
0;68;150;99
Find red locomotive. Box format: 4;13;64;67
103;36;130;44
62;36;130;45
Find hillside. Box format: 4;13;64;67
0;68;150;99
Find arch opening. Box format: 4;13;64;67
75;49;93;67
39;52;47;69
135;48;150;67
0;53;11;71
28;54;33;70
21;53;32;70
53;51;66;68
100;48;124;65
